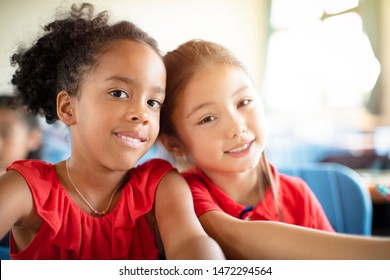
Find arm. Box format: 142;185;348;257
0;171;36;246
199;210;390;260
154;170;225;260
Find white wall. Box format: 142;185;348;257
380;0;390;125
0;0;268;93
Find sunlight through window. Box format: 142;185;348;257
263;0;380;114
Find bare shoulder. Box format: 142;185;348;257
159;169;186;185
0;170;33;206
0;170;37;231
154;168;198;233
156;169;190;196
154;170;226;259
155;169;191;210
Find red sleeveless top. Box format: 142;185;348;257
7;159;173;260
184;164;334;232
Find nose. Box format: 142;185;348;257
226;114;247;139
126;99;149;126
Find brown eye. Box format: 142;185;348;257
110;90;128;99
238;99;251;108
147;99;162;110
198;115;216;125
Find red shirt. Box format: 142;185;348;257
183;165;334;231
7;159;173;260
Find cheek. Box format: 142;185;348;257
149;114;160;139
184;128;217;155
173;123;198;152
251;107;268;134
251;113;268;149
256;116;268;136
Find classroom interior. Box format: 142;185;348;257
0;0;390;239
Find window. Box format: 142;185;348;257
263;0;381;167
263;0;380;114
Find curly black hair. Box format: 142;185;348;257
11;3;161;124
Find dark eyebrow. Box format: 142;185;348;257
153;86;166;95
233;85;250;97
105;75;133;83
105;75;165;94
186;85;249;119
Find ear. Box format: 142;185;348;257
158;134;187;157
27;128;42;152
57;91;76;125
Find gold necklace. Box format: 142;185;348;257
65;158;122;217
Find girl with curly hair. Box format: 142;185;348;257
0;3;224;260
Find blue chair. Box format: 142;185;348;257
0;246;10;260
278;163;373;235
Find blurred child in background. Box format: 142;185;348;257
0;94;42;248
0;95;42;175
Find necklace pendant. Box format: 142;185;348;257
93;210;105;216
66;158;123;218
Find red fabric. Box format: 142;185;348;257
7;159;173;260
184;164;335;232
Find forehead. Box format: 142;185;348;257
181;65;252;102
95;40;163;70
0;108;24;121
82;40;166;87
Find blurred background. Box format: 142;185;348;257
1;0;390;233
1;0;390;167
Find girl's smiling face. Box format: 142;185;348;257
171;64;267;175
68;40;166;170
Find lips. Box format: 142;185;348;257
117;134;143;143
115;130;148;147
225;140;253;154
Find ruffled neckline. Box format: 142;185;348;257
9;159;166;259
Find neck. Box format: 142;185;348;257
65;156;128;192
60;158;128;216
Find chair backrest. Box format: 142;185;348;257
278;163;373;235
0;246;10;260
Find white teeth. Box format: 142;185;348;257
228;143;249;153
118;134;141;143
